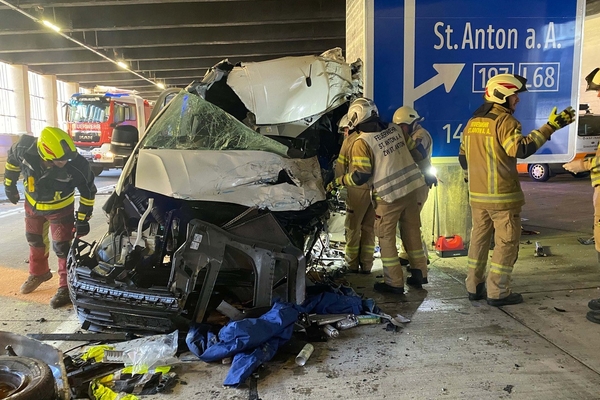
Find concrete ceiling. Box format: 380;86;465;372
0;0;345;100
0;0;598;101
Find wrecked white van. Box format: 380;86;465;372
67;49;362;333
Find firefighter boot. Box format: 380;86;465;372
586;310;600;324
50;287;72;309
588;298;600;310
487;293;523;307
373;282;404;295
20;271;53;294
468;282;487;301
406;269;428;289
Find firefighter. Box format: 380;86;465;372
393;106;433;267
4;127;97;308
562;67;600;324
459;74;575;306
334;114;375;274
328;98;437;294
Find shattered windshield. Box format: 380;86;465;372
141;90;289;156
68;100;110;123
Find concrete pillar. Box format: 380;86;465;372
8;64;30;135
42;74;58;127
346;0;374;96
419;164;471;251
580;13;600;109
56;81;79;129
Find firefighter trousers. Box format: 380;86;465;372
24;202;74;288
594;186;600;254
466;206;521;299
398;184;430;260
375;190;428;288
344;187;375;272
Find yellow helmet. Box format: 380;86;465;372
392;106;423;126
37;127;77;161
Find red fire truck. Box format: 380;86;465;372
66;87;152;176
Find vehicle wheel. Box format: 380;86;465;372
528;163;551;182
91;166;104;177
0;356;55;400
570;171;590;178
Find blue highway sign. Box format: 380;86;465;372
371;0;584;162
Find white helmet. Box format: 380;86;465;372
484;74;527;104
392;106;423;126
347;98;378;128
337;114;350;133
585;67;600;91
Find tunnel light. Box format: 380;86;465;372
42;20;61;32
156;82;165;90
117;61;129;69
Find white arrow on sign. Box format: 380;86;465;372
403;0;465;107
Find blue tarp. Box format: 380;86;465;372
186;288;378;386
187;302;298;386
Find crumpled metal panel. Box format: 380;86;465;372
227;48;356;125
170;218;305;323
135;149;326;211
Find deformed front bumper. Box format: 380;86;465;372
68;214;306;334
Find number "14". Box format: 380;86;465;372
443;123;463;143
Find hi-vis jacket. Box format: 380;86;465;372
342;123;426;203
579;143;600;187
334;131;370;190
4;135;96;217
459;103;554;210
412;124;433;159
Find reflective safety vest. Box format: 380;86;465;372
358;124;425;203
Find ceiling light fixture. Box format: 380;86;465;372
156;82;166;89
0;0;164;90
42;20;60;32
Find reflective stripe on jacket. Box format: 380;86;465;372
334;131;370;190
4;135;97;216
585;143;600;187
459;103;553;210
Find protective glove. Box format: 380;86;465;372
562;159;587;174
326;176;343;192
75;220;90;237
424;173;438;188
4;185;19;204
462;169;469;183
547;106;576;130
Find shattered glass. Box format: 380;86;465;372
141;91;289;157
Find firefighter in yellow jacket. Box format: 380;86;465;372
4;127;97;308
563;67;600;323
329;98;437;294
393;106;433;265
459;74;575;306
334;115;375;274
